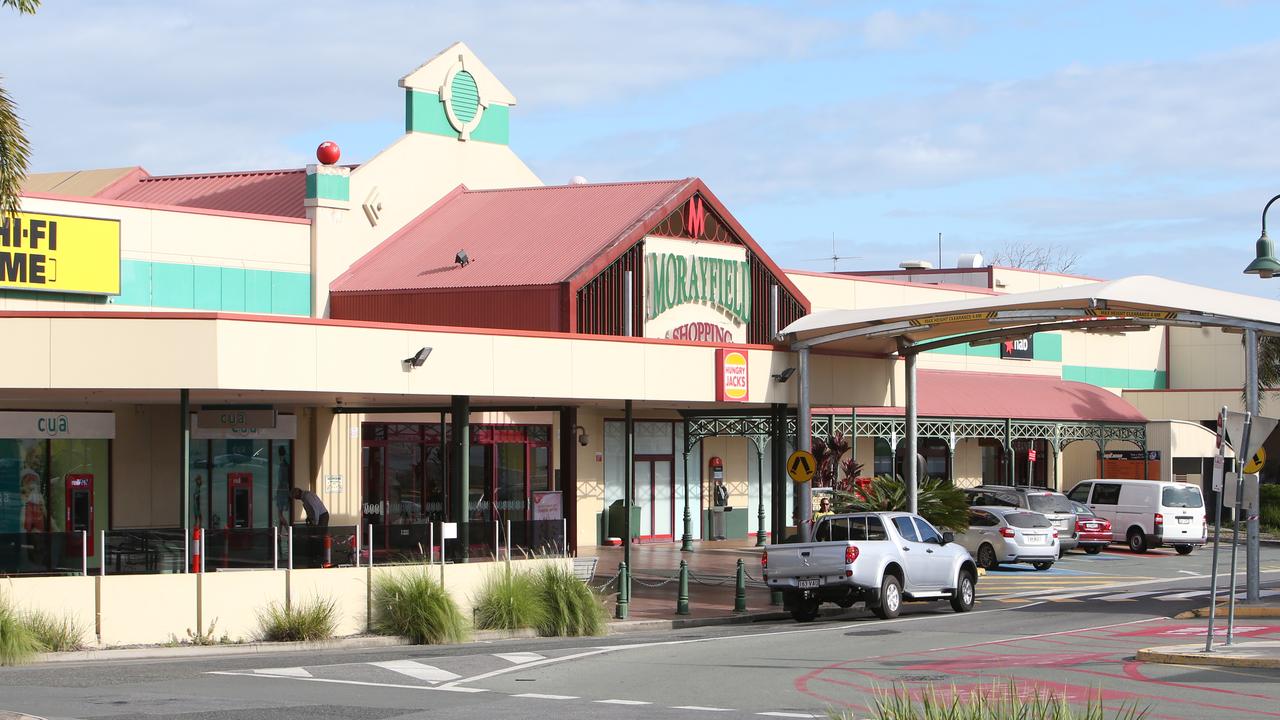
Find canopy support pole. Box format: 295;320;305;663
797;348;812;541
904;347;919;515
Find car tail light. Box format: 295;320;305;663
1154;513;1164;527
1052;530;1059;539
845;545;860;564
1000;527;1015;538
761;551;767;570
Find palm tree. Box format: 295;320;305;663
1247;334;1280;410
1;1;40;219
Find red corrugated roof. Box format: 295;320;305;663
332;179;694;292
98;168;312;218
823;370;1146;423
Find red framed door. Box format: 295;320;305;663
634;455;674;542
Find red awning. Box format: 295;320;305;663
827;370;1146;423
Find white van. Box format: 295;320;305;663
1066;479;1206;554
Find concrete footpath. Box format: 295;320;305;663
1142;600;1280;669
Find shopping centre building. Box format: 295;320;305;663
4;42;1257;580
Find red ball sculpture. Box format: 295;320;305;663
316;141;341;165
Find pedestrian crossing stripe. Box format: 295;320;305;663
995;589;1278;604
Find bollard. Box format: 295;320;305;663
676;560;690;616
734;558;747;613
191;528;202;574
322;534;333;568
771;590;784;607
615;561;629;620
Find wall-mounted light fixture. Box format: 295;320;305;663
573;425;590;446
772;367;796;383
403;346;432;368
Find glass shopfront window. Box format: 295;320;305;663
187;438;292;530
0;435;111;572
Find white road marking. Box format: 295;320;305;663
758;713;821;718
1091;592;1147;601
1156;590;1208;600
368;659;460;683
514;693;579;700
673;706;735;712
494;652;545;664
596;699;652;705
253;667;312;678
206;671;489;693
1178;570;1198;575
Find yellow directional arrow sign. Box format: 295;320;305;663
1245;447;1267;475
787;450;816;483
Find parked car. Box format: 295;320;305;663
956;506;1059;570
1069;501;1112;554
963;485;1078;555
1067;479;1207;554
762;512;977;622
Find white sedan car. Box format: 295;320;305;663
956;506;1059;571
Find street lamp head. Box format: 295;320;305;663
1244;229;1280;279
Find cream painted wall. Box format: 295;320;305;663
113;404;180;528
313;132;541;318
990;268;1098;293
785;271;989;312
7;315;880;410
1168;327;1246;389
1059;326;1167;389
7;558;571;646
1123;389;1280;425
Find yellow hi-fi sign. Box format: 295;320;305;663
0;211;120;295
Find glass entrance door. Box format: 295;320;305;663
634;457;674;542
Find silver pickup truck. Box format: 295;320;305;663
762;511;977;622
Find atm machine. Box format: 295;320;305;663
65;474;94;556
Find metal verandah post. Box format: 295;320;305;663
1206;405;1228;653
681;444;693;552
797;348;812;541
617;399;633;620
904;347;918;515
180;389;190;572
1246;328;1261;603
755;438;766;547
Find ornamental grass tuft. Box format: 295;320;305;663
473;567;547;631
257;595;338;642
534;563;605;637
372;570;469;644
22;609;86;652
0;597;39;666
827;680;1150;720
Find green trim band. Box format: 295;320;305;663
1062;366;1167;390
112;259;310;315
305;172;349;201
404;90;509;145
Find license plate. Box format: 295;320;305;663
1024;534;1045;545
1085;523;1100;530
798;577;821;589
1178;518;1190;524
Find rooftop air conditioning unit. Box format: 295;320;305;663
899;260;934;270
957;252;984;268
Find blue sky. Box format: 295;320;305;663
5;1;1280;296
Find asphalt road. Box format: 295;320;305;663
3;544;1279;720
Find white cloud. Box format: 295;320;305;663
859;9;972;50
0;0;837;173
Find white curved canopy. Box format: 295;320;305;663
783;275;1280;353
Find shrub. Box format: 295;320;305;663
534;563;605;637
827;680;1150;720
835;475;970;531
22;610;86;652
372;570;469;644
257;596;337;642
0;599;39;666
473;567;547;631
1261;483;1280;534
